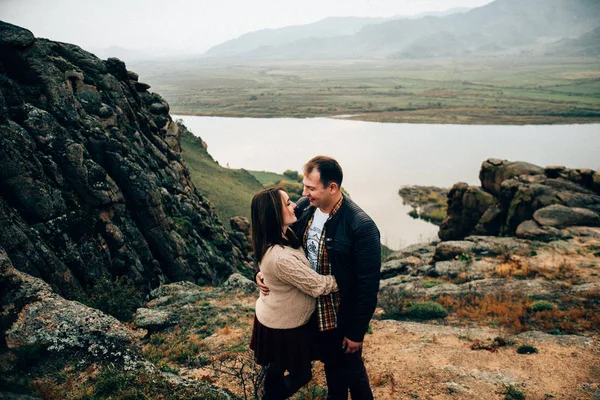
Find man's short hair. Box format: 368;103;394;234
304;155;343;188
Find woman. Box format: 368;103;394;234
249;187;338;400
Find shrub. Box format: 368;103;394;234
378;287;410;319
282;169;301;181
84;276;144;322
517;345;538;354
529;300;554;312
456;252;474;265
503;384;526;400
295;384;329;399
405;302;448;320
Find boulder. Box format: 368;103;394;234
1;247;138;363
515;220;570;241
148;281;205;306
479;158;545;197
434;241;475;261
533;204;600;228
0;21;35;48
134;308;177;332
439;183;498;240
381;257;423;278
222;273;257;293
230;216;251;235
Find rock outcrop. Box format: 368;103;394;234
440;158;600;241
0;246;141;363
0;21;251;300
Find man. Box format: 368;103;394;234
257;155;381;399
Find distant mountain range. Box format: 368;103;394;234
204;0;600;59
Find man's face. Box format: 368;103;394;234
302;169;331;210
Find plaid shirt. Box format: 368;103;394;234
303;196;343;332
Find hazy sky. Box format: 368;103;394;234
1;0;494;55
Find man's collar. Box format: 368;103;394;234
324;194;343;218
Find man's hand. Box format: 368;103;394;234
342;337;362;354
256;271;270;296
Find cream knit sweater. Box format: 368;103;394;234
255;245;338;329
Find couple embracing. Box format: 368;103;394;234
249;156;381;399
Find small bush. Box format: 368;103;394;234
84;276;144;322
517;345;538;354
295;384;328;399
529;300;554;312
405;302;448;320
503;384;526;400
456;252;474;265
378;287;410;319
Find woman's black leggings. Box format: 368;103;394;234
263;361;312;400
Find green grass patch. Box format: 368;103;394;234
405;302;448;320
180;123;263;222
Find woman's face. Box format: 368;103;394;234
279;190;297;230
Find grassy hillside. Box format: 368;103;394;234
179;125;262;223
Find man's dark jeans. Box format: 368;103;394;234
311;318;373;400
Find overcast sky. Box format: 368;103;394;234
1;0;494;56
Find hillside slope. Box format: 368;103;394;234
179;122;262;222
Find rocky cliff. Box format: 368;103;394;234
440;158;600;241
0;20;251;302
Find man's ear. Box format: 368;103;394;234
329;182;339;193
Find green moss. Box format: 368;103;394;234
422;279;443;289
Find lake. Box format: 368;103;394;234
175;116;600;250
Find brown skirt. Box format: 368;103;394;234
249;315;314;375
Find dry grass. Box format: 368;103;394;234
493;256;577;282
437;291;600;334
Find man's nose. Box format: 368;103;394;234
302;187;309;197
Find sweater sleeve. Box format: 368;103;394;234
273;253;338;298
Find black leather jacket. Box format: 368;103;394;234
293;195;381;342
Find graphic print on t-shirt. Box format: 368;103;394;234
306;208;329;271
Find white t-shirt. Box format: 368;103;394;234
306;208;329;271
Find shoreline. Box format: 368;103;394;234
171;111;600;125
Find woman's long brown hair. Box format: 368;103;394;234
251;187;298;263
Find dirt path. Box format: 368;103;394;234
361;320;599;400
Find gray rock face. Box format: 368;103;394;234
133;281;209;332
439;184;498;241
533;204;600;228
515;220;569;241
434;236;532;261
222;272;257;293
0;21;35;48
133;307;177;332
1;247;139;363
439;158;600;241
479;159;545;197
0;21;250;299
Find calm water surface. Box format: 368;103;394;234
175;116;600;250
